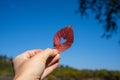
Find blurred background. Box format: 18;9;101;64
0;0;120;80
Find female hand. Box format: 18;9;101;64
13;48;60;80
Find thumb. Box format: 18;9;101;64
32;48;55;64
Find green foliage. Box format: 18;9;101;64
0;55;120;80
48;65;81;80
48;65;120;80
0;55;14;76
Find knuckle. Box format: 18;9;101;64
46;48;52;51
57;54;60;59
46;48;53;53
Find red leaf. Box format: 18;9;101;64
54;25;74;53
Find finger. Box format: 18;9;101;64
32;48;56;63
46;49;60;66
13;49;42;65
46;54;60;67
12;49;43;73
54;49;60;54
40;61;59;80
23;49;43;59
43;48;58;57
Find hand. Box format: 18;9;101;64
13;48;60;80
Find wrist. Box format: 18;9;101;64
14;74;42;80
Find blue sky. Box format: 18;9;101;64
0;0;120;70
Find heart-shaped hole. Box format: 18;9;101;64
61;37;66;44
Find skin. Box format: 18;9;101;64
13;48;60;80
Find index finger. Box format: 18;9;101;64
32;48;58;63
